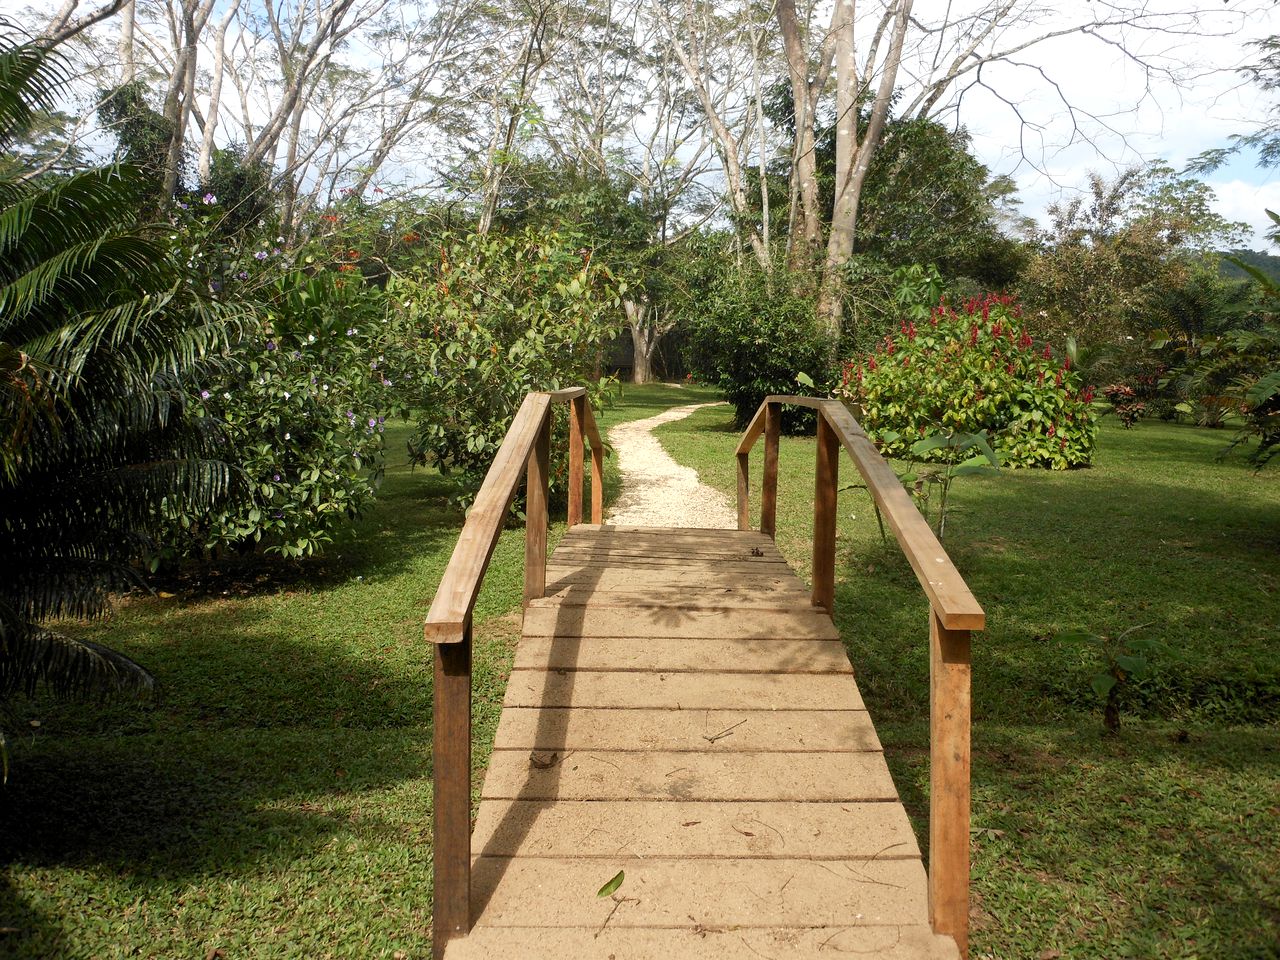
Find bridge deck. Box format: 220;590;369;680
445;525;958;960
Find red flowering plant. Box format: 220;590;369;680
836;293;1098;469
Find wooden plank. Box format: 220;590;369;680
446;925;959;960
523;413;549;606
550;544;785;563
929;612;972;959
532;585;813;610
568;524;767;538
812;413;839;612
764;393;827;410
544;568;804;591
567;395;584;527
432;632;472;959
547;556;790;574
492;707;881;752
519;606;839;640
503;671;865;710
512;636;852;674
735;398;770;456
582;404;604;524
481;749;898;802
761;400;780;538
544;386;587;400
470;799;917;858
426;392;551;641
469;857;927;927
558;529;778;548
737;450;750;530
819;401;985;631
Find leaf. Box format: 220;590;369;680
597;870;625;897
795;371;815;389
910;433;956;455
1090;673;1118;698
1114;654;1149;678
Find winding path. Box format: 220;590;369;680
605;401;737;529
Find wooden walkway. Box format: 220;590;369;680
448;524;957;959
427;391;982;960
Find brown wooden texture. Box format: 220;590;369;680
432;630;472;960
818;400;984;631
812;413;838;612
583;402;604;524
425;392;551;642
761;401;781;538
567;396;584;527
929;611;972;959
523;413;550;606
736;451;750;530
444;526;956;960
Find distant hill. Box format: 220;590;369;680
1219;248;1280;284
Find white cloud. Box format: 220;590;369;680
1208;178;1280;249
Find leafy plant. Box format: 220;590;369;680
1061;624;1165;733
896;428;1001;541
395;227;621;501
683;262;832;429
161;269;400;560
840;293;1098;469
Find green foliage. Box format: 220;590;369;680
1;37;238;728
96;80;174;199
1019;163;1249;346
1060;625;1167;732
895;428;1000;540
202;144;277;239
162;270;399;559
840;293;1098;469
683;263;832;428
394;227;622;496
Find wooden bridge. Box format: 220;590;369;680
426;389;983;960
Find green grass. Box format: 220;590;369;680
3;385;1277;959
653;392;1280;959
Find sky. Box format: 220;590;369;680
943;1;1278;249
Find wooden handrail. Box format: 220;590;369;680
737;395;982;959
425;386;604;960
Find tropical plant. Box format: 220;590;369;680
395;227;622;500
840;293;1098;469
892;428;1001;541
1061;624;1166;733
0;36;237;762
683;262;833;429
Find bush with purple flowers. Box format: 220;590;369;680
161;269;402;559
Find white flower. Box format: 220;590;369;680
283;391;291;400
284;432;291;440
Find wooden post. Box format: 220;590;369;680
735;452;750;531
760;401;781;539
929;608;972;959
812;412;838;611
524;411;550;605
590;437;603;524
432;625;472;960
568;396;585;527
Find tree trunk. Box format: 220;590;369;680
625;300;654;384
119;0;135;82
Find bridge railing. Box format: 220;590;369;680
737;395;984;959
424;387;603;960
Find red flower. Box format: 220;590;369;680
1006;363;1015;375
868;357;878;371
1042;344;1052;359
1047;423;1057;438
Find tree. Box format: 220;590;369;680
1019;163;1249;347
1190;34;1280;179
0;37;238;755
770;0;1258;336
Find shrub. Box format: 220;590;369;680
683;266;832;429
162;270;399;559
839;293;1098;469
394;228;622;498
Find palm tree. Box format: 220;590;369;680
0;34;243;768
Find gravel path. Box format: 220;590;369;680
606;402;737;529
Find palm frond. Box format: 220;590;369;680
0;616;153;703
0;37;70;152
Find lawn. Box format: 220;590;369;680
2;382;1276;959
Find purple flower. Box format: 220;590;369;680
273;473;281;482
254;250;268;261
210;280;222;292
266;341;277;351
202;192;217;205
176;201;190;210
346;328;356;336
237;270;249;280
272;247;281;256
200;390;210;400
377;416;385;425
368;418;377;428
273;510;284;519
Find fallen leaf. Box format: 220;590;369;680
681;821;701;827
530;752;560;769
1039;950;1062;960
597;870;625;897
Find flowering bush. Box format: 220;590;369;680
838;293;1098;469
393;227;622;500
161;269;401;559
